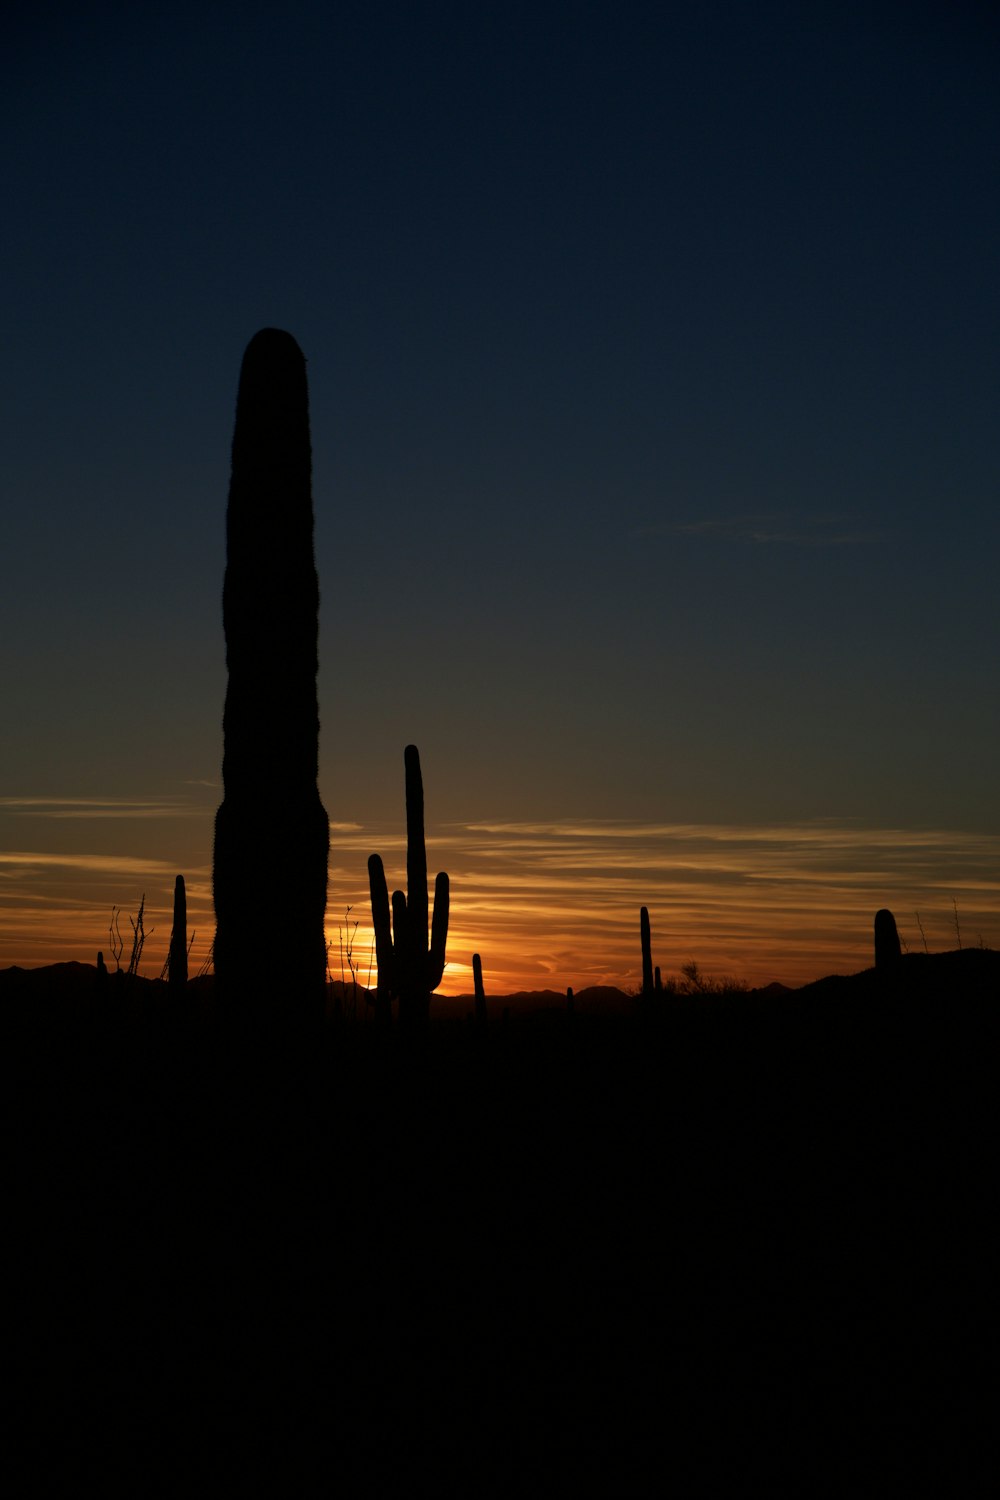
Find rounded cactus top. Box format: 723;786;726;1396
244;326;303;358
236;329;307;412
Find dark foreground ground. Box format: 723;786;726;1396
5;949;998;1484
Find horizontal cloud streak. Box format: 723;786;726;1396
3;817;997;994
329;820;1000;995
0;796;211;819
0;851;177;875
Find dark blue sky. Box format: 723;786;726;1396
3;0;998;978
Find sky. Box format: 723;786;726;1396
2;0;998;993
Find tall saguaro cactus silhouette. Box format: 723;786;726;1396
213;329;329;1026
368;745;449;1034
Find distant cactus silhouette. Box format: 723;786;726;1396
640;906;654;999
473;952;487;1028
368;864;394;1030
213;329;329;1026
874;908;902;970
367;745;449;1034
169;875;188;991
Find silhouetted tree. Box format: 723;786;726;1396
213;329;329;1028
368;745;449;1035
126;894;147;979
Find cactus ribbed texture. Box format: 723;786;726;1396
213;329;329;1026
367;745;449;1034
640;906;654;998
874;908;901;970
169;874;188;991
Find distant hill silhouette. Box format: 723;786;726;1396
2;947;996;1015
795;945;998;1001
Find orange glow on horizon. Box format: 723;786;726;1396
3;812;996;997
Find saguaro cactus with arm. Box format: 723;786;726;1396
367;745;449;1033
213;329;329;1028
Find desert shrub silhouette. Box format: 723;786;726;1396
636;961;749;998
368;745;449;1035
213;329;329;1028
674;961;749;996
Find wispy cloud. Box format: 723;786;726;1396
633;513;872;547
329;819;1000;994
0;797;208;819
3;819;996;993
0;851;176;875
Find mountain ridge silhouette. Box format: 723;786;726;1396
3;945;995;1009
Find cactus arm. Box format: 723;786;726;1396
392;890;408;958
367;746;450;1031
368;854;396;996
429;871;450;991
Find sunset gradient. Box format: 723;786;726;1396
2;795;996;995
3;5;998;994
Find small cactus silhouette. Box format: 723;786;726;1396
368;745;449;1034
640;906;654;999
473;952;487;1028
874;908;901;970
169;875;188;991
